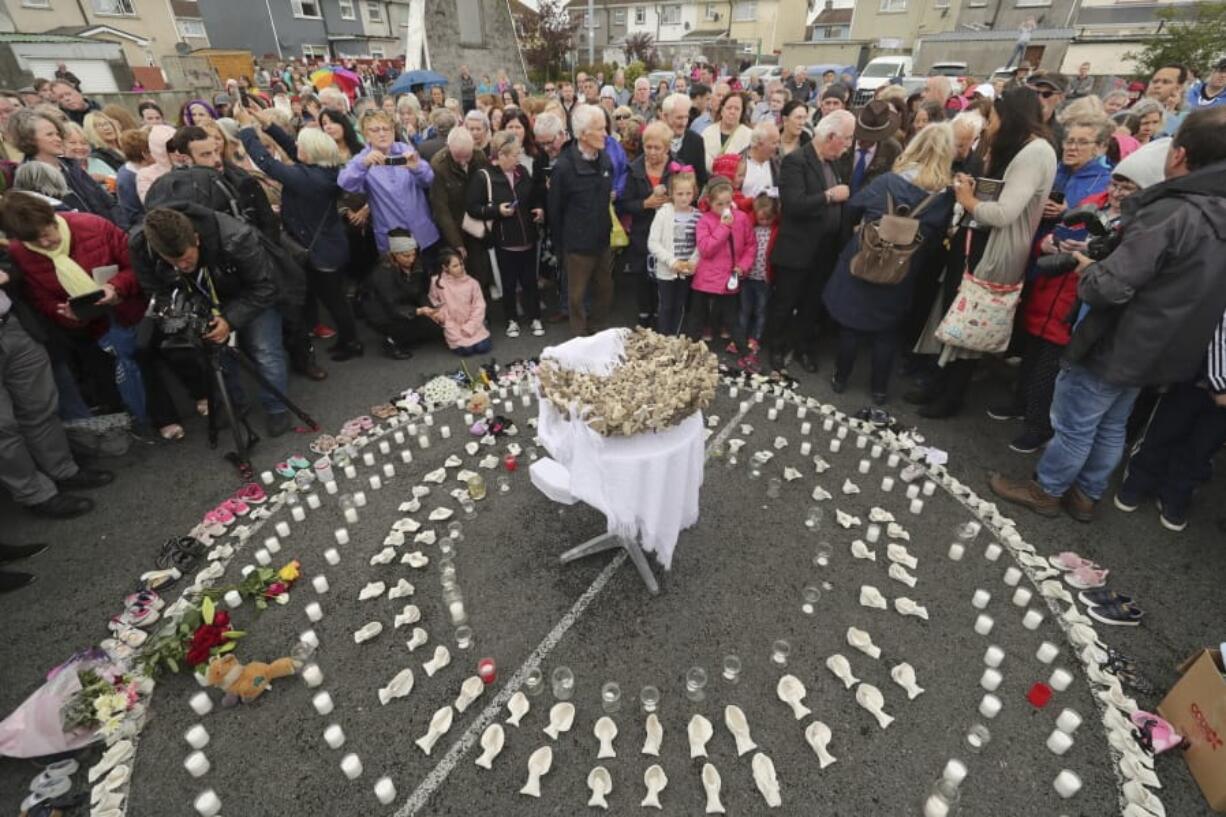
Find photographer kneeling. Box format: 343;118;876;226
134;207;293;437
990;107;1226;530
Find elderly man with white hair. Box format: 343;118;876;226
785;66;814;105
429;125;492;297
742;120;781;198
546;104;615;335
766;109;855;373
318;86;350;114
923;75;953;109
660;92;708;187
951;110;986;171
629;77;655;120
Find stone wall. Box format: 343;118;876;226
421;0;528;86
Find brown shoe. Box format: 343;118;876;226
1062;485;1096;523
988;472;1061;517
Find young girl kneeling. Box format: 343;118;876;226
419;250;492;356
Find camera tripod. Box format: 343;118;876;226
199;339;320;480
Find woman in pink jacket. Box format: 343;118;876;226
688;176;755;343
419;249;491;356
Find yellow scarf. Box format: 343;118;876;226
23;216;99;298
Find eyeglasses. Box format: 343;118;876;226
614;113;630;120
1062;138;1097;148
1034;89;1058;99
1108;179;1139;194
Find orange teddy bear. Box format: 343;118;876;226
204;654;296;704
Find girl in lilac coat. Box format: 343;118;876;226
688;176;755;343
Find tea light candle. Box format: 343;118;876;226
1047;729;1074;756
363;452;376;467
334;528;349;545
1056;709;1082;734
340;753;363;779
291;505;306;522
797;406;807;419
943;760;968;786
887;452;900;467
775;397;785;410
312;575;330;594
855;435;867;449
407;423;417;435
906;484;920;499
302;664;323;688
307;493;321;509
979;693;1002;719
478;658;497;684
394;431;405;444
1036;642;1060;664
984;645;1005;668
801;421;811;435
881;476;895;492
193;789;222;816
224;590;243;608
800;441;812;456
1023;609;1044;630
922;480;936;496
865;523;881;543
419;435;430;449
823;419;834;432
353;491;367;507
312;691;335;715
858;459;871;474
1053;770;1081;799
980;668;1002;692
740;401;751;414
729;385;739;398
185;724;210;749
984;543;1002;561
1011;587;1032;607
185;750;210;777
325;480;338;495
275;521;291;537
260;470;275;485
767;408;778;421
870;444;883;459
305;602;323;622
830;439;841;453
190;692;213;716
974;614;994;635
240;565;255;577
521;393;531;407
1002;566;1022;586
375;777;396;805
324;723;345;749
343;465;357;480
423;414;434;427
254;548;271;566
910;498;924;514
369;475;382;490
324;548;340;566
972;589;991;609
301;629;319;649
382;463;395;479
1049;668;1073;692
464;412;474;425
836;426;848;439
378;441;391;455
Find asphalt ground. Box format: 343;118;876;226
1;284;1222;817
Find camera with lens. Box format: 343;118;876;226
1034;205;1121;276
146;285;214;349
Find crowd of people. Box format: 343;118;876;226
1;52;1225;592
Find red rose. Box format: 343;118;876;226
264;582;288;598
185;643;213;666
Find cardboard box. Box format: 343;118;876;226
1158;649;1226;812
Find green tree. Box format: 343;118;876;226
522;0;582;82
623;32;659;70
1125;1;1226;78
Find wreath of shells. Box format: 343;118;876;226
538;330;719;436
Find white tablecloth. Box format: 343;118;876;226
536;330;705;570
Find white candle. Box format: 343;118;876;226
383;463;395;478
1049;668;1073;691
353;491;367;507
275;521;291;538
424;413;434;426
362;452;376;467
291;505;306;522
394;431;405;444
343;465;357;480
312;691;335;715
801;421;811;435
184;750;210;777
887;452;900;467
419;435;430;449
375;777;397;805
910;498;924;515
341;753;363;779
305;602;323;622
836;426;847;439
924;794;950;817
378;441;391;455
797;405;807;419
865;524;881;543
1002;567;1022;586
224;590;243;608
400;450;413;464
948;543;964;561
983;645;1005;667
775;397;785;410
1056;709;1083;734
324;548;341;566
464;412;473;425
980;668;1002;691
984;543;1002;561
823;419;834;432
922;481;936;496
185;724;210;749
324;723;346;748
800;441;812;456
312;575;330;594
1047;729;1073;756
334;528;349;545
1023;609;1044;630
240;565;255;577
369;476;382;490
260;470;274;485
881;476;895;492
974;614;994;635
301;629;319;648
307;493;321;509
906;484;920;499
972;589;991;609
979;693;1002;719
190;692;213;716
830;439;841;453
302;664;323;688
1036;642;1059;664
870;444;883;459
1053;770;1081;799
263;536;281;554
767;408;778;421
254;548;271;566
407;423;417;435
441;424;453;438
1011;587;1032;607
324;480;338;495
855;435;867;449
729;386;738;398
521;394;531;406
193;789;222;817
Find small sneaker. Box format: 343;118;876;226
1008;430;1051;454
747;338;760;354
725;340;739;355
986;403;1024;421
234;483;268;504
1087;601;1144;627
506;320;521;339
312;323;337;339
1113;480;1146;512
218;497;250;517
737;352;760;374
202;507;235;527
1157;498;1188;532
530;319;545;337
1078;588;1135;607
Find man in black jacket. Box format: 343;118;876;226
991;107;1226;527
766;109;854;373
661;93;709;189
364;229;442;359
134;206;295;437
546;104;614;336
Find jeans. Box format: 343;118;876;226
225;307;289;416
656;278;689;336
834;326;897;396
495;246;540;322
1123;380;1226;514
52;359;92;421
454;337;492;357
738;279;769;344
1036;364;1141;500
97;321;147;424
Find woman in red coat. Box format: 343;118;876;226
3;192;185;439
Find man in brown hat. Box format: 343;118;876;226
839;100;902;196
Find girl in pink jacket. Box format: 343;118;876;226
688;176;755;344
420;250;492;356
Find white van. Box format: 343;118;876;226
854;56;914;106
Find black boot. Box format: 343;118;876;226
382;337;413;360
291;344;328;381
329;339;365;362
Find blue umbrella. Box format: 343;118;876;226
388;70;448;95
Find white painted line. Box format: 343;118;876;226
395;394;752;816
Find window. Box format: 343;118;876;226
733;1;755;21
370;47;385;58
705;2;718;20
176;18;207;37
366;0;384;21
660;4;680;24
22;0;52;8
339;0;356;18
92;0;136;14
583;9;600;26
301;43;328;57
457;0;483;45
291;0;322;19
934;0;949;7
613;9;625;24
879;0;906;11
634;5;645;23
1014;0;1052;6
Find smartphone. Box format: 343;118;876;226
1049;191;1066;204
385;155;408;166
68;290;107;322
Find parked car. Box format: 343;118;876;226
648;70;677;90
853;56;913;106
739;64;775;89
928;61;968;95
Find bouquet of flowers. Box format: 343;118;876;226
61;663;151;739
